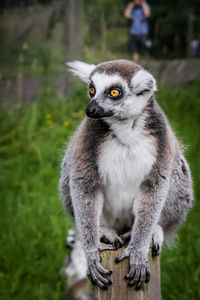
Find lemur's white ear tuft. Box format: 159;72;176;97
66;61;96;84
132;69;157;92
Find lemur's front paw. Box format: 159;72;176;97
87;250;112;289
115;248;150;290
151;238;160;257
151;225;163;257
100;226;123;249
120;231;131;245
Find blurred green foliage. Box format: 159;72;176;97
0;79;200;299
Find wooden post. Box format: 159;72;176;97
95;247;161;300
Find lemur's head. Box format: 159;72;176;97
67;60;157;120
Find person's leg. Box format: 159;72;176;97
132;52;139;62
138;35;147;57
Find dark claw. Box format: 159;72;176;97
96;281;107;289
115;257;120;263
152;243;160;257
100;235;111;244
124;271;135;280
124;237;131;244
113;238;123;249
107;279;112;285
132;279;139;286
136;282;142;290
87;273;97;286
145;278;150;283
145;270;151;283
125;266;150;290
128;278;140;287
102;284;107;290
120;233;131;245
127;279;138;287
128;282;133;287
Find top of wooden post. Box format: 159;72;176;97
95;247;161;300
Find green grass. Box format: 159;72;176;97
158;81;200;299
0;80;200;300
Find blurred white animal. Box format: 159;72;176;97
61;229;94;300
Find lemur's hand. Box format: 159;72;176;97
86;249;112;289
115;247;150;290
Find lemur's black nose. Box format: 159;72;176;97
86;100;104;118
86;100;113;119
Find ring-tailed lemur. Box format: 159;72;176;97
59;60;193;290
61;230;93;300
62;230;87;281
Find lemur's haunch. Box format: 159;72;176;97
60;60;193;290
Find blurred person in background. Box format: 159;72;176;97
191;37;199;58
124;0;151;62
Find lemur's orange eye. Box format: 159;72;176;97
110;89;120;97
89;87;95;95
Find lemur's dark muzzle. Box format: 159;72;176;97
86;100;113;119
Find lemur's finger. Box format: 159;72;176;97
152;243;160;257
99;244;117;252
136;281;142;290
93;267;112;286
95;261;112;275
90;268;107;289
115;250;129;263
145;268;151;283
120;231;131;244
128;268;144;288
87;271;97;286
113;237;123;249
139;266;147;283
127;267;140;283
100;235;111;244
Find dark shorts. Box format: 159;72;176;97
129;34;147;54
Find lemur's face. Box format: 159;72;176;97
67;60;157;120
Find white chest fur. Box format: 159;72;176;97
98;119;156;224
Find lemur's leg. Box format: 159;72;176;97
59;159;74;217
115;173;169;290
159;155;193;242
100;226;123;248
120;225;164;257
120;226;164;257
70;177;112;289
159;186;192;242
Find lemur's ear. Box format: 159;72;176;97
66;61;96;84
131;69;157;92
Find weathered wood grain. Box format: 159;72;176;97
95;247;161;300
